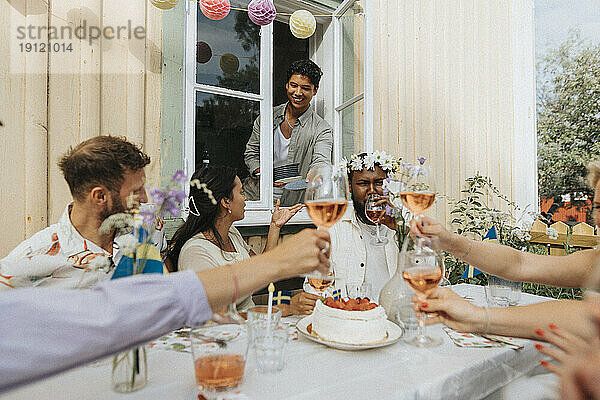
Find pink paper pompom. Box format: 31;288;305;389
199;0;230;21
247;0;276;26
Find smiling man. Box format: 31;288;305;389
244;59;333;206
0;136;166;290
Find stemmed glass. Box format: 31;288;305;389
365;194;388;246
400;162;435;250
401;248;444;347
304;164;349;290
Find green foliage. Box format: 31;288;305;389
537;32;600;202
444;174;582;300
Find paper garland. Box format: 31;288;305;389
220;53;240;73
199;0;231;20
289;9;316;39
196;41;213;64
247;0;276;26
150;0;178;10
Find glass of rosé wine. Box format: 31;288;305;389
365;194;389;246
304;164;349;283
401;248;444;347
400;160;435;251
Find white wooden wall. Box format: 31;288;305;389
0;0;162;257
371;0;537;225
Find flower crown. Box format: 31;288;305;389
339;151;400;174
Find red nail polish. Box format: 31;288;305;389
549;323;558;330
535;343;544;350
535;329;545;336
540;360;549;366
421;302;428;308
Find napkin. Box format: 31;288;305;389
442;327;523;349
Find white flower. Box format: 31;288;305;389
89;255;112;273
118;234;139;255
349;155;363;171
363;153;377;170
546;227;559;240
384;179;404;195
338;158;348;171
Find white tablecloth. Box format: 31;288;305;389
2;284;552;400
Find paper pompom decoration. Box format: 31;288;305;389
199;0;230;20
196;41;212;64
150;0;178;10
248;0;276;26
289;10;316;39
220;53;239;74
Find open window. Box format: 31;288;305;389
184;0;372;225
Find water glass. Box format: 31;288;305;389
253;325;288;373
346;281;372;299
486;275;522;307
247;306;282;345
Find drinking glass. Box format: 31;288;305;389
346;281;372;300
401;248;444;347
304;163;349;281
365;194;389;246
400;163;436;251
190;304;248;400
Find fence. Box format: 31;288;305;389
529;220;598;255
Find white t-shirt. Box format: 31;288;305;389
356;219;392;303
177;226;255;312
273;125;291;200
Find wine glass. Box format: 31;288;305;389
304;164;349;282
401;248;444;347
365;194;389;246
400;162;435;251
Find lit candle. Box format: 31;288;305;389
267;282;275;338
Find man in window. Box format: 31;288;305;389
243;59;333;206
0;136;166;290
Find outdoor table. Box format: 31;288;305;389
3;284;551;400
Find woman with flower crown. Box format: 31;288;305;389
165;165;319;315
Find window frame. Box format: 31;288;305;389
183;0;373;226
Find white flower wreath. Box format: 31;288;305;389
339;150;400;174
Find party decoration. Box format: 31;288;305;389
220;53;239;74
196;41;212;64
149;0;178;10
247;0;276;26
289;9;316;39
199;0;230;21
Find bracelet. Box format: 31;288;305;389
228;264;239;305
483;305;491;334
458;238;473;259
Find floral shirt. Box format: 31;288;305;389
0;205;166;290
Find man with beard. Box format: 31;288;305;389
244;59;333;206
303;152;399;303
0;136;166;290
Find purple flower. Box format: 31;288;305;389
418;157;426;165
148;187;166;204
385;204;393;216
139;209;156;227
172;170;187;184
159;198;181;218
168;188;187;204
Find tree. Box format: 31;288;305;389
537;32;600;212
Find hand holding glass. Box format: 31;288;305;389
365;194;389;246
400;163;435;250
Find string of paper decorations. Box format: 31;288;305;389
149;0;359;40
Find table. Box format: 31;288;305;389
2;284;551;400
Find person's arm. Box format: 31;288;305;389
411;216;598;287
277;292;321;316
417;287;596;341
0;271;211;393
308;124;333;169
244;116;261;175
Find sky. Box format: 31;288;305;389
535;0;600;57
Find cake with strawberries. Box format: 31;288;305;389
311;297;389;345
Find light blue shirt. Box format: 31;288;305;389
0;271;212;393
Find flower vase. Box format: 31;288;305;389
111;346;148;393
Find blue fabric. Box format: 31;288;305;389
461;226;498;279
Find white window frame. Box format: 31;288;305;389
183;0;373;226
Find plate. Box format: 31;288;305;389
283;179;308;191
295;316;403;351
274;175;302;185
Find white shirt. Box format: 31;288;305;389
273;125;291;200
178;226;255;312
356;219;393;302
0;204;167;290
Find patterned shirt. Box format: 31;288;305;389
0;205;166;290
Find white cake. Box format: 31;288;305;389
311;300;389;345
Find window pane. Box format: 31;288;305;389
195;92;260;200
273;20;309;105
341;99;364;158
341;1;364;103
196;1;260;94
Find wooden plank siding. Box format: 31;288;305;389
1;0;162;257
